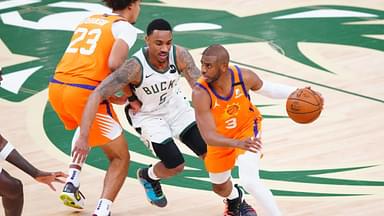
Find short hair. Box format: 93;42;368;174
102;0;138;11
202;44;230;64
146;18;172;36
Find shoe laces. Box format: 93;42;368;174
147;179;163;197
240;200;256;214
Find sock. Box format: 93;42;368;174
226;185;240;200
93;198;112;216
148;166;160;180
66;167;81;187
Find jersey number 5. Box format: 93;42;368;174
65;27;101;55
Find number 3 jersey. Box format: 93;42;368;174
54;14;137;85
195;65;263;173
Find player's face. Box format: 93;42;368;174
200;55;220;83
146;30;173;64
128;0;141;24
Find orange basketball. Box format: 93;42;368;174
286;88;323;124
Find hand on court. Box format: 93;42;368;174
72;136;90;164
235;137;263;153
35;171;68;191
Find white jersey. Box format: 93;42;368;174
132;45;180;113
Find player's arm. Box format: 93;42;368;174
192;86;261;152
241;67;296;99
176;46;201;87
73;58;142;163
0;134;67;191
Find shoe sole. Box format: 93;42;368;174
136;169;167;208
60;193;84;209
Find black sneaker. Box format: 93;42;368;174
240;200;257;216
224;184;243;216
59;182;85;209
137;168;167;207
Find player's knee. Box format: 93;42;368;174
167;163;184;175
8;178;24;200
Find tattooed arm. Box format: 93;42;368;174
72;58;142;163
175;45;201;87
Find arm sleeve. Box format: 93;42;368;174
255;80;297;99
111;21;138;48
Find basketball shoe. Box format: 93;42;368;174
137;168;167;207
224;184;257;216
59;182;85;209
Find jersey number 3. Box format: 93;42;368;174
225;118;237;129
66;27;101;55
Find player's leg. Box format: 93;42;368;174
0;169;24;216
93;133;129;216
209;171;247;216
179;123;207;158
137;138;184;208
49;84;87;209
86;102;129;216
237;151;281;216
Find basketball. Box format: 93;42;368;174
286;88;323;124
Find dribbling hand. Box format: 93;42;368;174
235;137;263;153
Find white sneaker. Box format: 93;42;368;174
59;182;85;209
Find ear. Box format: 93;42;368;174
144;36;149;45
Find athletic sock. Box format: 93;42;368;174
93;198;112;216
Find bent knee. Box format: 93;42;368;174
168;163;184;175
6;178;24;200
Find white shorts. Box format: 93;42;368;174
129;93;195;144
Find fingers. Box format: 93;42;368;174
47;182;56;191
72;148;89;164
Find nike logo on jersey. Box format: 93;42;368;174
170;65;177;73
145;73;154;78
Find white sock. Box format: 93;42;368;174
93;198;112;216
148;166;160;180
66;167;80;187
226;185;240;200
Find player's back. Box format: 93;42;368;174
54;14;126;86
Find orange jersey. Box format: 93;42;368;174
196;65;262;173
54;14;126;85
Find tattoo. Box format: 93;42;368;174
177;46;201;87
98;58;141;100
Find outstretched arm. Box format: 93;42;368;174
73;58;142;163
176;46;201;87
0;134;67;191
192;86;262;152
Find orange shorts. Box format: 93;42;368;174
48;81;122;147
204;121;261;173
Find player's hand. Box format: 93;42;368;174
72;136;90;164
129;100;142;114
235;137;263;153
35;171;68;191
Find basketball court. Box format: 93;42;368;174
0;0;383;215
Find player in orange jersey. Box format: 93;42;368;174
47;1;141;215
193;44;302;216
